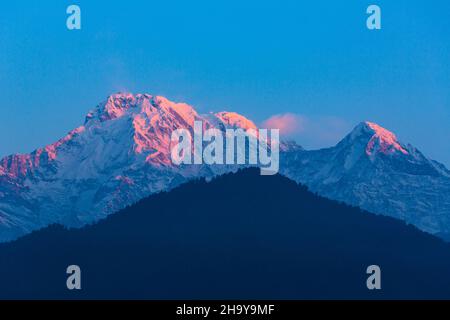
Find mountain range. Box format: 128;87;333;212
281;121;450;237
2;169;450;299
0;93;449;242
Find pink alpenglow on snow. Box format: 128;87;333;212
1;93;449;244
215;112;258;130
365;121;409;156
0;126;85;178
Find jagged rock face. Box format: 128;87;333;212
0;93;449;242
0;93;256;241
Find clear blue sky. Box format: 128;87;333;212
1;0;449;166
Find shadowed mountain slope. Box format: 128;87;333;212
1;169;450;299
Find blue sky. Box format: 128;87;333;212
1;0;449;166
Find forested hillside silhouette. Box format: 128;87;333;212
1;168;450;299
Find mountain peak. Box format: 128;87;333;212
2;92;449;243
84;93;199;126
85;93;140;123
214;111;257;130
349;121;408;156
107;92;137;100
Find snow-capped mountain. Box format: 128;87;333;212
0;93;254;242
0;93;449;242
281;121;450;236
